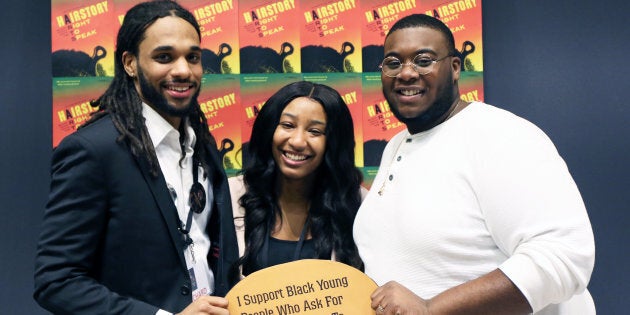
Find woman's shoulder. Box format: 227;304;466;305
359;185;369;201
228;174;245;191
228;175;246;218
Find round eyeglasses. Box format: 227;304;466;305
379;54;452;77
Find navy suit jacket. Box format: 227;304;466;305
34;115;239;314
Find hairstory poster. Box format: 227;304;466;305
51;0;484;186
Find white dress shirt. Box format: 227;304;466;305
143;104;214;314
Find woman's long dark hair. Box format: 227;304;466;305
82;0;215;177
238;81;364;275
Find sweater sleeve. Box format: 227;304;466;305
471;114;595;313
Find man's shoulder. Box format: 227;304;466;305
75;114;117;136
228;175;245;198
463;102;555;150
57;115;125;152
467;102;542;132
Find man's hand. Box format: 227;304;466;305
371;281;430;315
177;296;229;315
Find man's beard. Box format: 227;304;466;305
137;66;200;117
385;74;456;132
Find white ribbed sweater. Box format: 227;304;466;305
354;102;595;314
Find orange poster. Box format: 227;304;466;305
113;0;140;29
299;0;362;73
302;73;364;167
238;0;301;73
361;73;403;167
422;0;484;102
199;74;242;174
52;0;116;77
360;0;423;72
239;73;303;163
52;77;111;147
180;0;241;74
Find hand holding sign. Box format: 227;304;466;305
226;259;377;314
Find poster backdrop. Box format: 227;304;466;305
51;0;484;185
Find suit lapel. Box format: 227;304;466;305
203;142;226;278
205;142;227;202
134;154;188;271
204;142;241;293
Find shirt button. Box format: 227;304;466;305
388;174;393;181
397;156;402;161
406;138;412;143
181;285;190;295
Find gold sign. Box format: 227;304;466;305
226;259;377;314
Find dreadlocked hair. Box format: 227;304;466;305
85;75;215;178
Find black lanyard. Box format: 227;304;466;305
177;157;205;247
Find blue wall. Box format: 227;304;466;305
482;2;629;312
1;0;627;313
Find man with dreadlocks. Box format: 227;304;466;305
34;1;238;314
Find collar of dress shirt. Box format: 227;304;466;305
142;103;196;152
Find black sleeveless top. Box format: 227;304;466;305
248;237;331;273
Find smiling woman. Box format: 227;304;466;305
229;81;366;277
271;97;327;182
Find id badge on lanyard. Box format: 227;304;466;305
187;255;212;300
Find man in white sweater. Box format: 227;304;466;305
353;14;595;315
